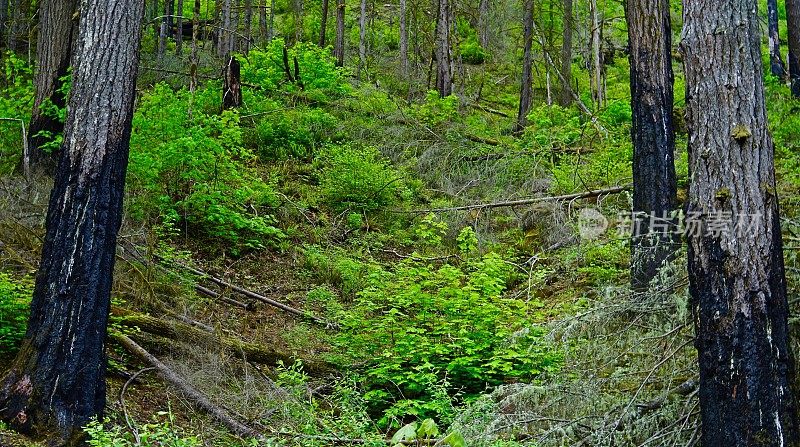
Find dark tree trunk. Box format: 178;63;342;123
27;0;78;174
477;0;488;49
320;0;329;47
434;0;453;97
0;0;144;442
334;0;345;66
259;0;268;44
399;0;408;75
559;0;572;106
682;0;800;442
358;0;366;78
0;0;7;49
222;56;242;109
176;0;184;55
787;0;800;96
627;0;677;290
768;0;785;77
190;0;200;91
515;0;534;132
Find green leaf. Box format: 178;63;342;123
390;422;418;444
442;431;467;447
417;418;439;438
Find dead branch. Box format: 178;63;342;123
112;333;260;438
400;184;631;214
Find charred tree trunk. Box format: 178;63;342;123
559;0;572;106
399;0;408;75
434;0;453;97
787;0;800;96
477;0;488;49
681;0;800;442
358;0;366;79
768;0;785;77
222;56;242;109
26;0;78;174
515;0;534;132
320;0;329;47
334;0;345;66
175;0;184;55
627;0;677;290
0;0;144;442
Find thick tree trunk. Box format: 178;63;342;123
358;0;366;79
477;0;488;49
399;0;408;75
589;0;603;108
334;0;345;66
768;0;785;77
627;0;677;290
222;56;242;109
176;0;184;55
681;0;800;442
559;0;572;106
434;0;453;97
319;0;329;47
0;0;144;442
26;0;78;174
787;0;800;96
515;0;534;132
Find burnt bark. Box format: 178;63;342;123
514;0;534;132
681;0;800;442
334;0;345;66
559;0;572;106
320;0;329;47
26;0;78;174
434;0;453;97
0;0;145;442
787;0;800;95
222;55;242;109
627;0;677;290
768;0;785;77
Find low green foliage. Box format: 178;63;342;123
84;415;200;447
0;273;32;356
410;91;460;127
255;108;337;160
0;53;33;174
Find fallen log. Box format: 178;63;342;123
111;310;334;376
398;184;632;214
112;332;260;439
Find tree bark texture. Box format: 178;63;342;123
358;0;366;79
190;0;200;92
768;0;785;77
787;0;800;95
434;0;453;97
681;0;800;442
0;0;7;49
477;0;489;49
243;0;252;53
399;0;408;75
176;0;184;55
6;0;30;53
590;0;603;107
27;0;78;174
0;0;145;442
559;0;572;106
515;0;534;132
223;55;242;109
626;0;678;290
259;0;268;43
320;0;329;47
334;0;345;66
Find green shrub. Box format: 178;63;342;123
255;108;337;160
409;91;460;127
0;273;32;356
337;253;562;425
316;144;405;213
0;53;33;174
459;38;486;65
84;415;199;447
128;83;284;250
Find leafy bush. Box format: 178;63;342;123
0;53;33;173
459;38;486;65
316;144;405;213
128;83;284;250
0;273;31;356
84;415;199;447
255;108;337;160
337;253;562;425
409;91;460;127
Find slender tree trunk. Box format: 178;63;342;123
399;0;408;75
515;0;534;132
190;0;200;92
294;0;303;43
358;0;366;79
627;0;677;290
477;0;488;48
589;0;603;107
176;0;184;55
243;0;252;53
0;0;8;49
334;0;345;66
434;0;453;97
320;0;329;47
7;0;30;53
159;0;169;57
787;0;800;96
559;0;572;106
0;0;144;442
682;0;800;442
268;0;275;42
259;0;268;44
218;0;231;57
768;0;785;77
26;0;78;174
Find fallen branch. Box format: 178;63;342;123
465;133;502;146
112;332;260;438
468;102;511;118
398;184;632;214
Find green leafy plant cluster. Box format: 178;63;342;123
337;252;562;425
409;91;460;127
255;107;337;160
128;83;284;250
0;273;32;356
0;52;33;173
84;414;199;447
